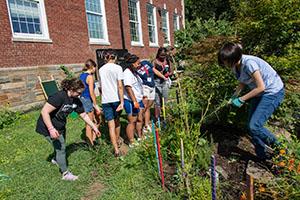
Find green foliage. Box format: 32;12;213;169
185;0;234;21
0;107;20;130
175;18;235;59
231;0;300;55
60;65;75;79
256;135;300;199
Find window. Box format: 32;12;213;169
85;0;109;45
173;13;180;31
161;9;170;46
146;4;158;46
128;0;143;46
7;0;51;42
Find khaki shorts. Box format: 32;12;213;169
143;85;155;100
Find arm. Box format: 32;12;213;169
233;83;246;96
87;75;100;112
153;67;168;81
41;103;59;139
116;80;124;111
80;112;101;136
125;85;137;103
240;71;265;101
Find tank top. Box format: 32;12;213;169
79;72;95;99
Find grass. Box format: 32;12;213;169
0;110;177;200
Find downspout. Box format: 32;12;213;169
118;0;126;49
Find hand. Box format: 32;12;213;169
116;102;123;112
48;127;59;139
231;97;245;108
92;127;101;137
94;104;101;115
164;72;169;78
133;101;140;109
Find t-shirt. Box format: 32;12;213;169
153;59;171;83
36;90;84;136
99;63;124;104
123;68;143;101
233;55;284;94
136;60;155;88
79;72;95;99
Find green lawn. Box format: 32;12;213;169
0;111;177;200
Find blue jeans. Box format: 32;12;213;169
248;88;284;160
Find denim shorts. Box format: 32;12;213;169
102;101;122;121
80;96;94;113
124;99;144;116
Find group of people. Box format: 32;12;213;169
35;47;174;181
35;42;285;181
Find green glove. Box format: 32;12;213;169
228;95;237;104
231;97;245;108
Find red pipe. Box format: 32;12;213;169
155;129;165;190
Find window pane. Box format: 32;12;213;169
8;0;42;35
162;10;169;44
85;0;101;13
147;4;156;43
12;21;21;33
128;0;140;42
87;13;104;39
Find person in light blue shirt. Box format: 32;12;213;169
218;42;285;161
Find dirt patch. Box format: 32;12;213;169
81;182;106;200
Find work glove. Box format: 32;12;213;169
231;97;245;108
228;95;237;104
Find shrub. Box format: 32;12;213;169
231;0;300;55
0;107;20;129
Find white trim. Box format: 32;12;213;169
147;4;158;47
129;0;144;46
86;0;110;45
6;0;51;42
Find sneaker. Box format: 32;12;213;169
129;141;140;148
51;159;58;166
62;171;78;181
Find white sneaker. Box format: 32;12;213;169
129;141;140;148
51;159;58;166
62;171;78;181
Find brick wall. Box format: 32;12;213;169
0;0;183;111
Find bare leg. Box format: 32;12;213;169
136;109;144;138
108;120;119;154
126;115;137;144
86;112;96;145
115;117;121;145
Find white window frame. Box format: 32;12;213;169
161;9;171;47
6;0;52;43
128;0;144;47
85;0;110;45
146;3;158;47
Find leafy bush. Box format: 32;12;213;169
175;18;236;59
231;0;300;55
0;107;20;129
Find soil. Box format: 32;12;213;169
81;181;105;200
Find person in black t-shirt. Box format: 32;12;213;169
153;47;173;121
36;78;101;181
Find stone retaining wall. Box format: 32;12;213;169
0;64;83;112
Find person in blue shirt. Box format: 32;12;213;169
79;59;101;146
136;59;156;133
218;42;285;161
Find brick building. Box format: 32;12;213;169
0;0;184;111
